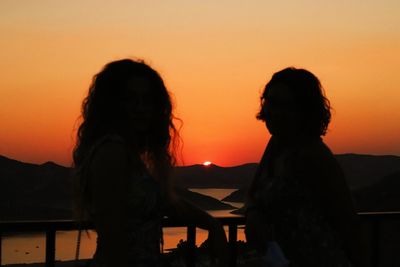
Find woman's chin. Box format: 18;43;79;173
265;123;274;135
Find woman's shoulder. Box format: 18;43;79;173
293;140;346;195
297;138;334;160
88;134;131;171
293;138;340;174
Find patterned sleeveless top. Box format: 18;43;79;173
81;135;164;267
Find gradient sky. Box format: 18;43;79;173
0;0;399;166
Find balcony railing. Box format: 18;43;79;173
0;216;244;267
357;211;400;267
1;212;399;267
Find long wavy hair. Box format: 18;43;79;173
73;59;179;219
257;67;331;137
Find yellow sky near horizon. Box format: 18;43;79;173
0;1;399;166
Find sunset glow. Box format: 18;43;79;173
203;161;212;166
0;1;399;167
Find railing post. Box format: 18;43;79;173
46;229;56;267
371;220;380;267
186;225;196;267
228;224;238;267
0;230;2;267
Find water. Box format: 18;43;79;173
2;188;245;265
189;188;237;201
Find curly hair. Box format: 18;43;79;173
73;59;179;218
257;67;331;137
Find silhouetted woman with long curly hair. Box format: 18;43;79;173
74;59;228;267
245;68;370;267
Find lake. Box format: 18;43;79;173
2;188;245;265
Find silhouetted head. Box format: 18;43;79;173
73;58;178;172
257;67;331;139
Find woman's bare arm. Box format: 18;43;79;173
167;192;229;266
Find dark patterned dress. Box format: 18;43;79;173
249;140;352;267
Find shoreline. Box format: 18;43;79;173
4;259;91;267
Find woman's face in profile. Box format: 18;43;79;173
263;83;301;137
122;77;156;133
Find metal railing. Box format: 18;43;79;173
1;212;400;267
357;211;400;267
0;216;245;267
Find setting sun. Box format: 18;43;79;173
203;161;212;166
0;1;399;168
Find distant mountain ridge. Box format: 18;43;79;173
221;154;400;212
174;154;400;190
335;153;400;189
1;153;400;220
173;163;258;189
0;155;237;221
0;155;73;220
354;170;400;212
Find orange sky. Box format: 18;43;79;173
0;1;399;166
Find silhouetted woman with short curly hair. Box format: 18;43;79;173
74;59;228;267
245;67;370;267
